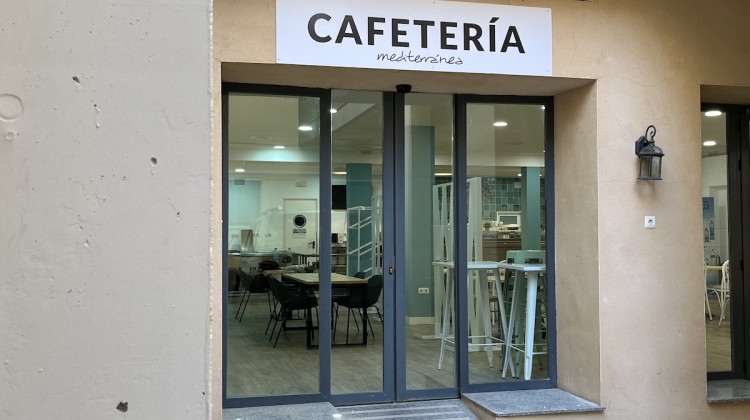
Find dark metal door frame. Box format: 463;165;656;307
222;84;557;408
703;103;749;381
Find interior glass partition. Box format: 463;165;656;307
225;91;321;398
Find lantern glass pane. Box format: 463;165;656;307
650;156;662;179
639;156;651;179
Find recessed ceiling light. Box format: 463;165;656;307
332;171;347;175
703;140;717;147
273;145;286;149
493;121;508;127
434;172;453;176
330;108;338;114
298;125;313;131
704;110;722;117
517;173;522;177
234;168;246;173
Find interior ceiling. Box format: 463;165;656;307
225;66;741;175
228;92;546;178
700;112;726;158
224;63;590;179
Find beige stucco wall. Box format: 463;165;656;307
0;1;214;419
214;0;750;419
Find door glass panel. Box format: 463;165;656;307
330;90;385;394
226;92;320;397
404;93;456;390
465;102;548;383
702;110;731;372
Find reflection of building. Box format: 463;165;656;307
6;1;750;419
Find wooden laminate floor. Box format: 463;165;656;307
226;293;548;398
227;293;733;398
705;297;731;372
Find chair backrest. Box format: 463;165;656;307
238;270;265;293
506;249;545;264
366;275;384;306
353;271;366;279
268;276;286;301
721;260;730;290
268;276;316;308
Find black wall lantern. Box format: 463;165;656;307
634;125;664;180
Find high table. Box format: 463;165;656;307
433;261;510;371
497;261;546;380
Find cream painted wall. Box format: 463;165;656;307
212;0;750;418
0;1;213;419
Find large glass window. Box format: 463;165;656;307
225;92;321;398
464;102;548;384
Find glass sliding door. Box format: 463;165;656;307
224;87;324;402
399;93;457;396
330;90;388;398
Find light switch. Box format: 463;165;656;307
645;216;656;229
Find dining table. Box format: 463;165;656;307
280;271;370;346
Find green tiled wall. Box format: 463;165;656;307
431;176;546;227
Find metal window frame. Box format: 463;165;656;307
222;83;558;408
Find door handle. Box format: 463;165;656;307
388;266;394;275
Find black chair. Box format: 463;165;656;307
334;274;383;345
235;270;262;322
333;271;366;332
267;277;319;348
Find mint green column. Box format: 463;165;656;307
405;126;435;318
521;167;541;250
346;163;373;276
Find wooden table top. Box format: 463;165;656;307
282;272;368;286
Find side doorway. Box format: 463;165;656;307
702;104;750;380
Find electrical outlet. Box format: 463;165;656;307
418;287;429;295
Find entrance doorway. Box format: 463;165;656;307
222;84;554;407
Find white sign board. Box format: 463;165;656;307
276;0;551;76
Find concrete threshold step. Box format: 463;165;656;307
337;399;476;419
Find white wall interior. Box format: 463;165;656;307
701;155;729;268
